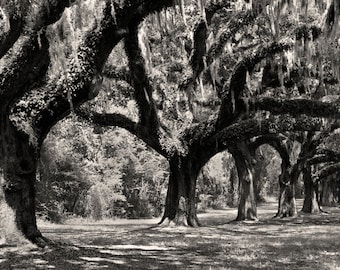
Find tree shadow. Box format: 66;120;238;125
1;204;340;269
2;225;339;270
0;239;258;269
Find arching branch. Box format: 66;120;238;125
207;115;332;156
0;34;50;108
206;10;255;67
12;1;120;145
308;150;340;165
76;108;166;156
124;22;160;137
0;0;77;108
249;134;290;168
250;97;340;119
216;41;291;129
314;162;340;181
12;0;179;145
0;0;76;58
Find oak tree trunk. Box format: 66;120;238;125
227;166;239;207
0;113;42;243
276;182;297;217
276;161;297;217
160;154;201;227
302;166;320;213
232;146;257;221
338;180;340;204
320;177;337;206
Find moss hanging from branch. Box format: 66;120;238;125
197;0;207;19
190;19;208;78
206;10;255;67
321;0;340;44
177;0;187;24
138;22;152;73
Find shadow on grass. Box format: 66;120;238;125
1;230;339;270
1;203;340;269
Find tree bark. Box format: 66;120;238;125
0;113;43;244
337;180;340;204
276;182;297;217
231;145;257;221
227;165;239;207
160;154;201;227
320;177;337;206
0;0;81;246
253;155;268;203
276;154;297;217
159;155;182;225
302;166;320;213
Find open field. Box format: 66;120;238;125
1;201;340;269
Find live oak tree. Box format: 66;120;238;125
307;132;340;207
0;0;79;245
79;0;340;225
0;0;184;245
313;133;340;206
263;124;340;217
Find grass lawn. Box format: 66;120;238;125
1;200;340;269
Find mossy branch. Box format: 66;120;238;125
249;134;290;167
208;115;333;156
125;22;160;137
0;0;76;58
308;150;340;165
206;10;255;67
12;0;182;145
0;34;49;108
314;162;340;181
76;107;167;157
216;41;291;129
250;97;340;119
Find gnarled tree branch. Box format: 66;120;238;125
0;0;76;58
12;0;179;145
208;115;333;156
206;10;255;67
308;150;340;165
0;0;77;108
125;22;160;134
250;97;340;119
249;134;290;168
76;108;166;156
216;41;291;128
314;162;340;181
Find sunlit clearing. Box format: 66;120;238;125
32;258;55;269
84;244;175;251
32;259;48;264
80;257;125;265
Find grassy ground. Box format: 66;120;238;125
1;200;340;269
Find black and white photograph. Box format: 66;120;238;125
0;0;339;269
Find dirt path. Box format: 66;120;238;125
1;201;340;269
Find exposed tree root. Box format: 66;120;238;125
30;236;54;248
